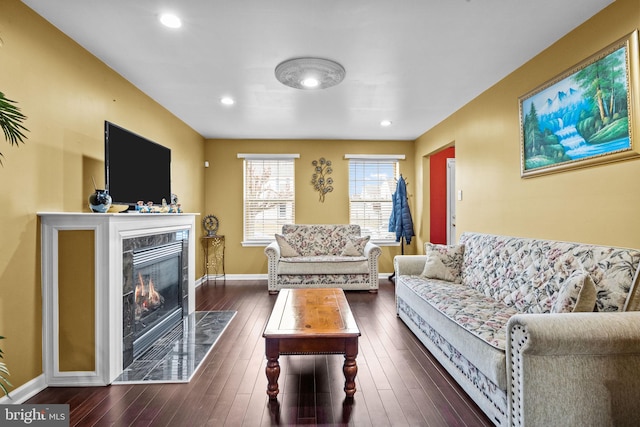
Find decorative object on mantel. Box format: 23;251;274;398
88;189;112;213
311;157;333;202
135;198;183;213
203;214;220;236
88;177;112;213
0;91;29;165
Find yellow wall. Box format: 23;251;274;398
0;1;205;392
204;139;416;274
414;0;640;251
3;0;639;397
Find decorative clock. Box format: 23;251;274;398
203;214;220;236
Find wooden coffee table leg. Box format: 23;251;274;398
343;337;358;397
265;338;280;399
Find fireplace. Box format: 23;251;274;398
39;212;197;386
122;230;189;368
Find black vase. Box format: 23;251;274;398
89;189;112;213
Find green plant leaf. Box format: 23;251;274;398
0;92;29;165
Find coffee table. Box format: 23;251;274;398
263;288;361;400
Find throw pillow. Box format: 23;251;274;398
420;243;465;283
551;270;597;313
341;236;370;256
275;234;300;257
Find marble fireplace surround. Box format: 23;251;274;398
123;230;189;368
39;212;197;387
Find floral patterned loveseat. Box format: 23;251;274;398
264;224;381;294
394;232;640;426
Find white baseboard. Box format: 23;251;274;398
0;374;47;404
197;274;267;286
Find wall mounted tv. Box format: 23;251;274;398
105;121;171;211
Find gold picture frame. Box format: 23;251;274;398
519;30;640;178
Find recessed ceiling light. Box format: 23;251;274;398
220;97;235;105
159;13;182;29
301;78;320;88
275;57;346;90
380;120;392;127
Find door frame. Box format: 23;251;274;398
446;158;456;245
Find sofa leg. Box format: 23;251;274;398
368;289;378;294
268;290;279;295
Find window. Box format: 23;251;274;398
347;154;403;242
239;154;298;245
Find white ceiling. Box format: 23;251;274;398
22;0;612;141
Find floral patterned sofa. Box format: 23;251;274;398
394;232;640;426
264;224;381;294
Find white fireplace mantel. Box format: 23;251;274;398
38;212;198;386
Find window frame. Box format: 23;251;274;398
238;153;299;246
345;154;405;245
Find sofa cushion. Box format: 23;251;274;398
277;255;369;275
281;224;362;256
341;236;370;256
404;275;517;350
460;233;640;313
551;270;597;313
420;243;465;284
275;234;301;257
396;274;512;389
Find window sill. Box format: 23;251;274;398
372;240;401;246
242;240;273;247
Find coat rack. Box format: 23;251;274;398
388;174;414;281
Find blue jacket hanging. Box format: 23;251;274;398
388;176;414;244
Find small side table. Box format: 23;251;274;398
202;235;225;283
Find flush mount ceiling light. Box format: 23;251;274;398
275;57;346;90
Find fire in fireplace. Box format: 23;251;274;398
136;272;166;320
132;243;182;359
123;232;189;367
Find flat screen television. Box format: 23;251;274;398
105;121;171;211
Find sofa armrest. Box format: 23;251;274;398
393;255;426;276
507;312;640;427
264;241;280;259
363;241;382;258
264;241;280;293
364;241;382;291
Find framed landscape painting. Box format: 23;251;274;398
519;30;640;178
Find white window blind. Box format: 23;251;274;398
240;154;297;244
347;155;401;241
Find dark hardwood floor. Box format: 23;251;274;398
27;280;492;426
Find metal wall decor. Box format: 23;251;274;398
311;157;333;202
